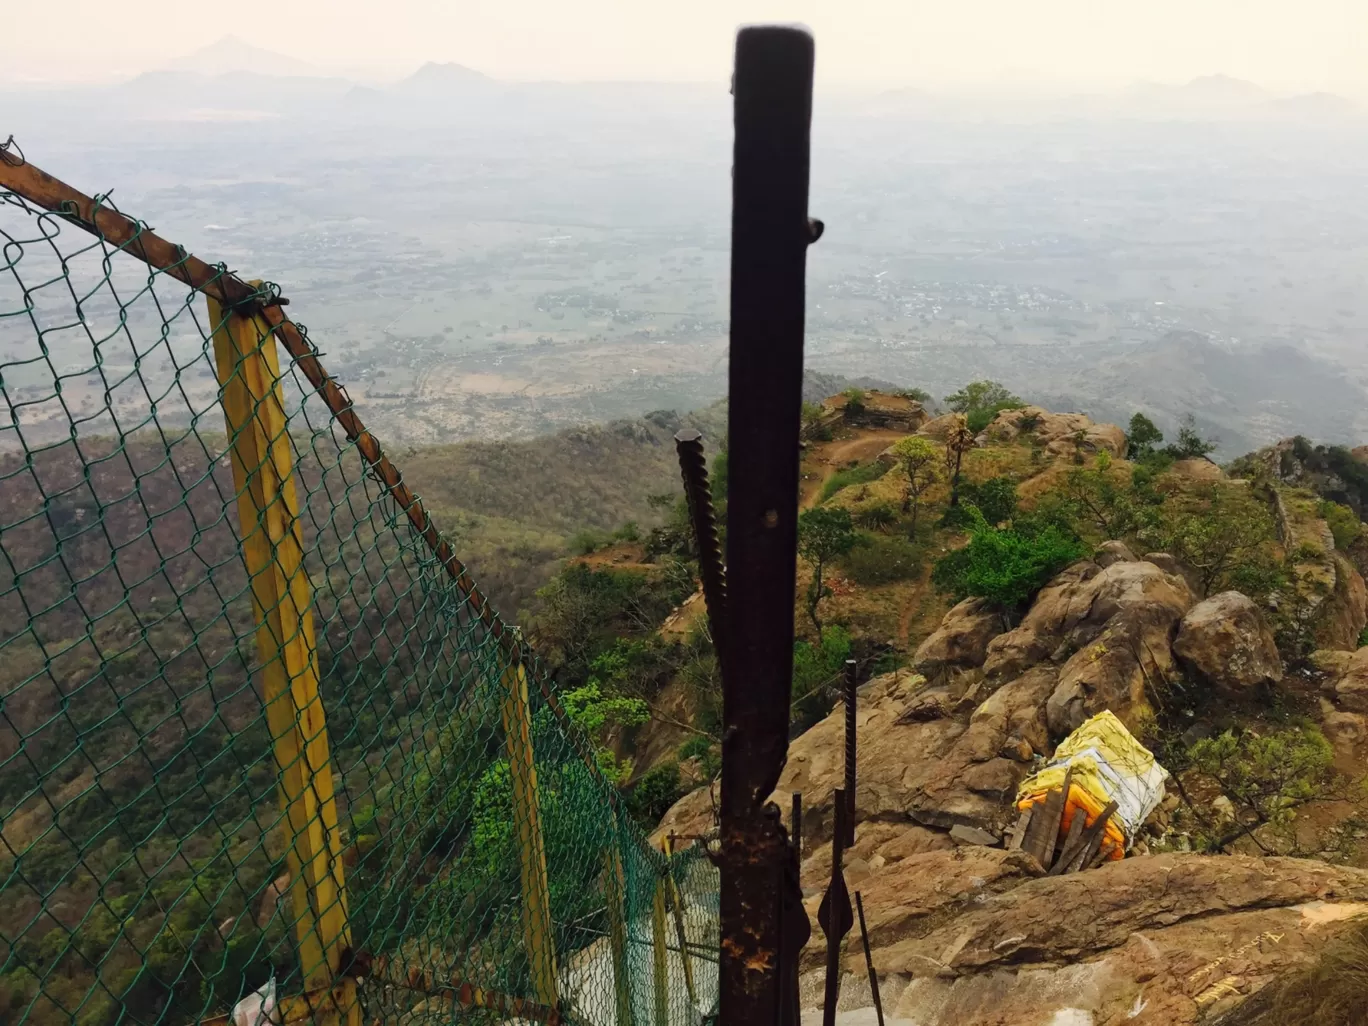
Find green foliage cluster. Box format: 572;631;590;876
931;508;1085;609
624;761;685;830
840;533;922;586
842;388;867;416
943;380;1024;433
1184;724;1345;854
1320;499;1363;551
798;507;858;633
819;460;892;503
791;626;853;731
955;475;1019;527
1146;484;1280;597
525;562;692;678
1125;412;1165;461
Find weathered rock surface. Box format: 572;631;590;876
913;597;1009;681
1094;539;1137;567
979;558;1194;733
1331;646;1368;713
1174;590;1283;692
1318;550;1368;651
983;405;1127;460
1171;457;1225;482
917;411;970;442
831;852;1368;1026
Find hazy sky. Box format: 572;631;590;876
4;0;1365;95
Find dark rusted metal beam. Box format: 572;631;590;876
718;22;816;1026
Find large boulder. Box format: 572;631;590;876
769;663;1058;845
905;665;1059;830
1174;590;1284;692
1332;646;1368;713
983;405;1127;459
1046;595;1188;735
771;671;967;847
984;558;1194;690
917;411;970;442
819;851;1368;1026
912;597;1009;681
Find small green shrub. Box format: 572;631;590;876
840;533;921;585
932;511;1085;609
958;475;1019;526
567;528;611;555
678;735;713;762
1320;500;1362;551
626;761;684;830
791;626;852;731
820;461;890;503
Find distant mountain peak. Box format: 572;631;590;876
162;35;319;77
1184;73;1269;98
398;61;494;92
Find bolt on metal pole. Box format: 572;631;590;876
718;22;816;1026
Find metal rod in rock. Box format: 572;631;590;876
843;658;858;848
818;792;854;1026
718;22;817;1026
855;892;885;1026
674;429;728;666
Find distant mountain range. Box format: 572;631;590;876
4;38;1328;124
160;35;322;78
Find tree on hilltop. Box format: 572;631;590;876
891;436;939;533
944;380;1024;432
798;506;857;635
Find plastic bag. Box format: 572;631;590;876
232;977;281;1026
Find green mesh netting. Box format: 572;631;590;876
0;182;717;1026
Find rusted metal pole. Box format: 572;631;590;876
818;793;853;1026
843;658;857;848
718;23;816;1026
855;892;885;1026
674;429;728;664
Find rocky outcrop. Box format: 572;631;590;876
1171;457;1225;482
917;411;970;442
1094;539;1137;567
838;389;929;432
1318;550;1368;651
982;558;1194;733
825;852;1368;1026
1174;590;1283;692
1329;646;1368;714
912;597;1009;681
983;405;1127;460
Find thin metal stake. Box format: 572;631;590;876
843;658;857;848
855;892;885;1026
818;792;854;1026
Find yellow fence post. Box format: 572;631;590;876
652;876;669;1026
663;837;697;1008
208;293;357;1026
501;658;560;1008
602;847;634;1026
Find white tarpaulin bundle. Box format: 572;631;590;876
1016;710;1169;860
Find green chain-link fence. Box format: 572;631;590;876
0;158;717;1026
